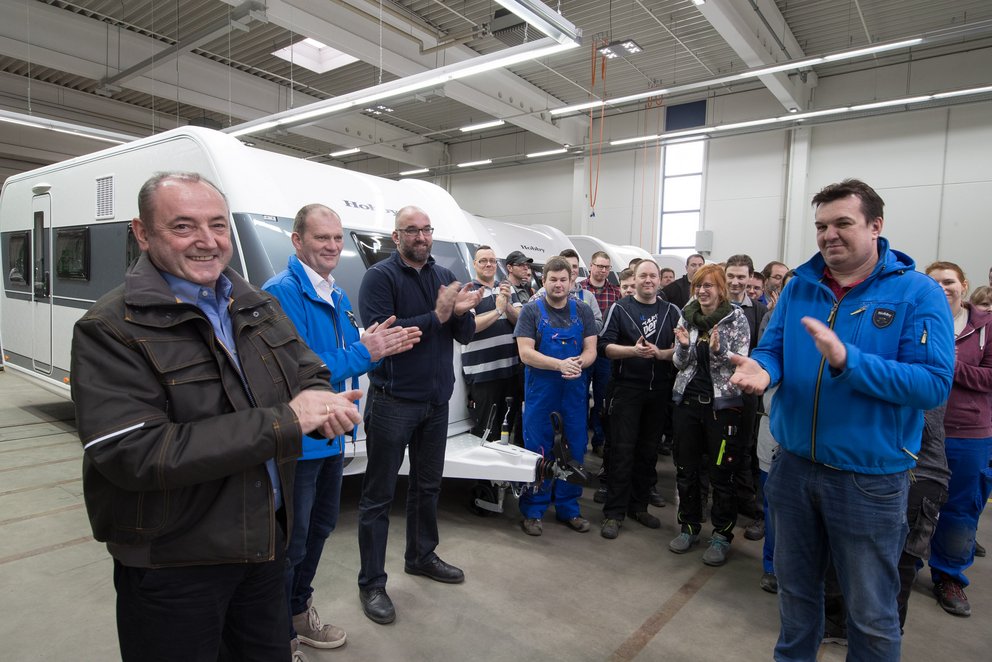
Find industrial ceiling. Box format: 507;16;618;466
1;0;990;177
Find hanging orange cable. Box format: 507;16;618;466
587;41;608;213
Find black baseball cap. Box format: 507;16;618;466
505;250;533;266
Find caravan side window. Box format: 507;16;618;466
55;228;91;281
4;231;31;289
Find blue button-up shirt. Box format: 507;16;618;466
161;271;283;510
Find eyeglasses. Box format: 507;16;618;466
695;283;716;291
591;263;611;269
399;226;434;237
476;258;497;265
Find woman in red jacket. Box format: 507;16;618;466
925;261;992;618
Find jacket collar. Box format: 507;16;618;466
795;236;912;287
287;254;341;306
124;254;268;323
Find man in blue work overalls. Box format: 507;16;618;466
514;256;599;536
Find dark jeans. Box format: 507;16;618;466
285;454;343;631
589;355;611;445
115;550;289;662
468;376;522;444
604;384;669;519
358;389;448;589
767;450;907;662
673;398;742;539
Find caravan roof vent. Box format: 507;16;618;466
95;175;114;219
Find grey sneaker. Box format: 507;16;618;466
744;518;765;541
702;533;731;566
291;637;309;661
293;602;347;649
601;518;621;539
521;518;543;536
669;532;699;554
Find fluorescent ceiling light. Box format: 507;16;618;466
460;119;506;132
822;38;923;61
492;0;581;45
272;38;359;74
226;37;578;138
399;168;430;176
329;147;360;157
932;85;992;99
552;35;932;117
691;1;706;5
0;109;136;144
848;95;933;111
609;86;992;146
527;147;569;158
457;159;493;168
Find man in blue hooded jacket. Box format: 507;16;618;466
731;179;954;661
264;204;420;653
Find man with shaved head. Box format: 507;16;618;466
356;206;481;625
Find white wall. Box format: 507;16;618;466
444;46;992;284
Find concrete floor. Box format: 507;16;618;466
1;368;990;661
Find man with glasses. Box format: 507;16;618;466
462;245;522;443
356;206;482;625
581;251;621;456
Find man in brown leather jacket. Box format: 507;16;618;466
70;172;362;662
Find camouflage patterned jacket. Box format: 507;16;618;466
672;307;750;411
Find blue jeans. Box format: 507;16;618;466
589;355;611;445
285;454;343;630
358;389;448;589
766;451;908;662
929;435;992;586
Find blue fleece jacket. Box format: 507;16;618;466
751;237;954;474
359;250;475;404
263;255;372;460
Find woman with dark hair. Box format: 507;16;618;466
924;261;992;618
668;263;750;566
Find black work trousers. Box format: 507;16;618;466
673;397;743;540
604;383;670;519
114;542;289;662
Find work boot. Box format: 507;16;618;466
630;511;661;529
933;577;971;617
601;518;621;539
744;518;765;541
759;572;778;594
521;518;543;536
562;516;591;533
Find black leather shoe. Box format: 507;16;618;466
404;556;465;584
359;587;395;624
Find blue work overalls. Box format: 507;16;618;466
519;299;588;520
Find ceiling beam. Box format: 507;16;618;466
697;0;815;111
229;0;586;146
0;1;443;166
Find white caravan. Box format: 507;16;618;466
567;235;653;284
464;214;584;287
0;127;577;489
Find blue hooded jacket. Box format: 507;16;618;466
751;237;954;474
263;255;373;460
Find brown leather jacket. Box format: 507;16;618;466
71;254;330;567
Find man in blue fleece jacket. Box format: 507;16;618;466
731;179;954;661
264;204;420;653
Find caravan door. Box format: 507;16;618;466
31;194;53;374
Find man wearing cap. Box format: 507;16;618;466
505;251;535;305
